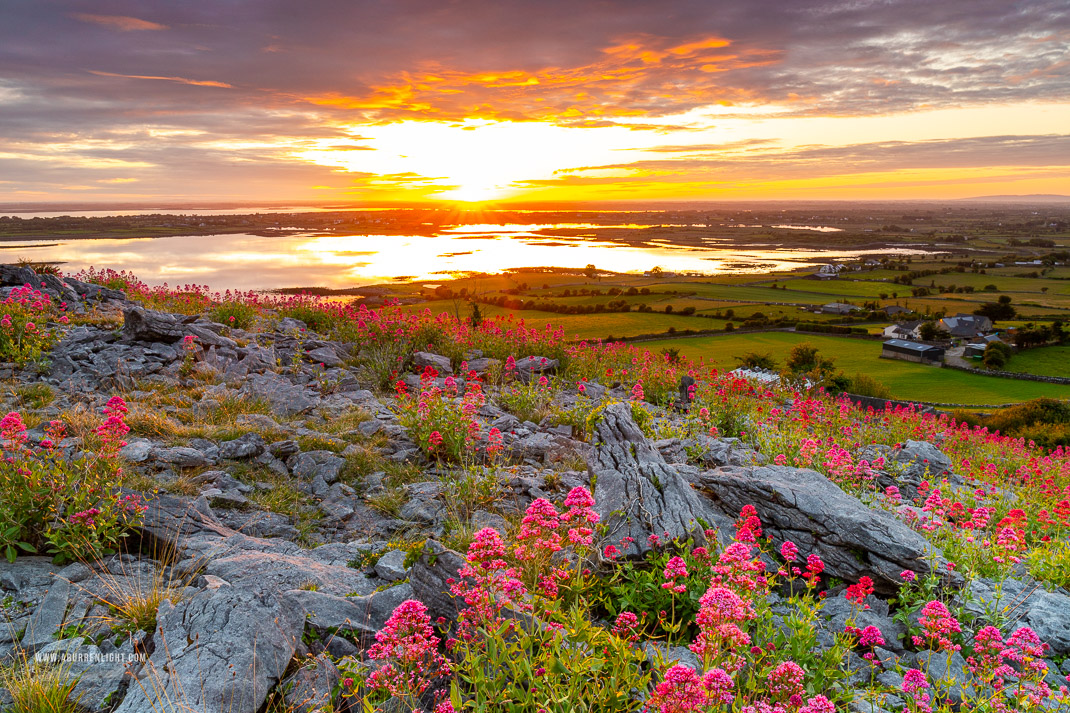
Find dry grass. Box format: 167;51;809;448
0;653;81;713
79;543;192;637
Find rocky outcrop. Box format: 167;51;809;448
698;465;953;593
123;306;237;348
115;584;304;713
588;403;713;558
409;540;468;622
962;577;1070;656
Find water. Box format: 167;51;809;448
1;225;928;291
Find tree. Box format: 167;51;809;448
649;266;663;278
468;301;484;329
975;296;1016;322
584;264;598;280
983;343;1008;370
734;352;778;370
918;321;941;341
785;342;835;379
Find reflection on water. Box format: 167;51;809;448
4;225;921;291
770;224;844;232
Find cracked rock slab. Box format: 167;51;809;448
698;465;953;593
588;402;714;558
114;584;303;713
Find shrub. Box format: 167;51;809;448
393;367;490;463
845;373;892;399
0;397;145;563
209;300;260;330
497;374;555;424
0;284;64;366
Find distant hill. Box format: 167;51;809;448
959;194;1070;203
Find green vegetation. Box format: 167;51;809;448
1003;343;1070;377
955;398;1070;449
637;332;1070;404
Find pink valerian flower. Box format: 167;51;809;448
1002;626;1049;676
900;569;917;582
661;556;689;594
514;498;562;561
485;427;504;456
96;399;131;452
612;611;640;641
912;600;962;652
804;554;824;585
902;669;933;713
0;411;28;449
366;600;451;702
966;625;1006;687
428;430;444;450
452;528;530;636
766;661;805;701
780;540;799;563
691;586;755;670
69;508;101;527
637;659;723;710
702;669;734;705
561;486;599;548
857;625;885;648
603;544;620;560
537;574;559;599
117;493;146;515
845;624;885;659
103;396;128;416
798;695;835;713
631;381;645;402
845;576;874;608
711;541;768;594
1001;627;1053;705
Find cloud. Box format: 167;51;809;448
0;1;1068;200
541;134;1070;186
297;34;781;122
70;13;167;31
89;71;233;88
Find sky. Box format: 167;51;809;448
1;0;1068;204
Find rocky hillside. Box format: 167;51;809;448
1;264;1069;713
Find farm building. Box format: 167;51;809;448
881;339;945;365
964;333;1005;358
821;302;859;315
882;320;923;340
939;314;993;339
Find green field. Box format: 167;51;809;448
647;281;829;304
778;278;902;299
1004;344;1070;378
924;272;1070;294
407;302;720;340
635;332;1070;404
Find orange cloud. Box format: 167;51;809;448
71;13;167;31
89;71;233;88
299;34;779;123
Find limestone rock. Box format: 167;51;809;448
698;465;953;593
114;585;304;713
413;352;452;375
588;402;713;558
